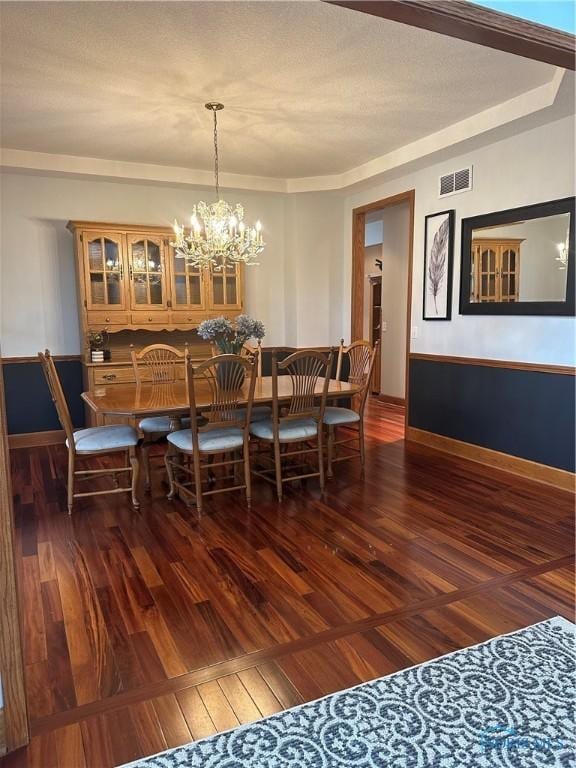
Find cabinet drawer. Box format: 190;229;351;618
170;310;202;325
87;311;130;326
131;311;170;325
93;366;135;385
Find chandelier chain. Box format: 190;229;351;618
213;108;219;200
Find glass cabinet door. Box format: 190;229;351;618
82;231;126;310
470;244;480;301
499;246;520;303
127;235;167;309
168;245;206;311
478;246;498;302
209;258;243;310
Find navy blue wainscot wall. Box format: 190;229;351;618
408;357;575;473
3;359;85;434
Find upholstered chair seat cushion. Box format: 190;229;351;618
250;418;318;442
322;407;361;425
139;415;191;433
67;424;139;452
167;427;244;453
234;405;272;423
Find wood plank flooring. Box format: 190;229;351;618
4;401;574;767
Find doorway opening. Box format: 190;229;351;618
351;190;415;426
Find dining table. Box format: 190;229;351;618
82;376;361;429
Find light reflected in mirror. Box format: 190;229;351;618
469;212;570;303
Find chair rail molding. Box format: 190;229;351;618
409;352;576;376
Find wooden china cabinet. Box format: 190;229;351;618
68;221;245;424
470;238;522;303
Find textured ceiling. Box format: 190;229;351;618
0;1;557;179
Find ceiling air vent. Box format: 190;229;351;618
439;166;473;198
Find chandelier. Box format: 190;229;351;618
556;230;569;270
171;102;265;269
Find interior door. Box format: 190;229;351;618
126;234;168;310
82;231;127;310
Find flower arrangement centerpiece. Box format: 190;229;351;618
197;314;265;354
197;315;265;389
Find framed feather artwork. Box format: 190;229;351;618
423;209;455;320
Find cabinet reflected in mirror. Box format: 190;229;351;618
460;198;575;316
470;213;569;304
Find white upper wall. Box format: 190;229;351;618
285;192;346;348
1;115;574;365
343;114;576;366
0;174;288;356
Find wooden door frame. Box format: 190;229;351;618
351;189;415;426
0;353;29;754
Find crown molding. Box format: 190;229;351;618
0;69;566;195
286;68;566;192
0;151;288;194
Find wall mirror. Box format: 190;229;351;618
460;197;575;316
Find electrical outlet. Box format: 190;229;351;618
381;320;388;332
411;325;419;340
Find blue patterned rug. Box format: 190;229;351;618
122;617;575;767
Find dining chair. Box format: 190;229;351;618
39;350;139;515
210;339;269;423
325;339;379;477
241;340;263;378
130;342;189;490
164;353;257;513
250;349;333;502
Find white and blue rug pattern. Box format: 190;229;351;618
123;617;575;768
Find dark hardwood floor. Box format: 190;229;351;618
5;401;574;767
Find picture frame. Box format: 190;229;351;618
423;209;455;321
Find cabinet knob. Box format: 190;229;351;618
148;316;153;321
105;317;110;322
103;374;117;381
